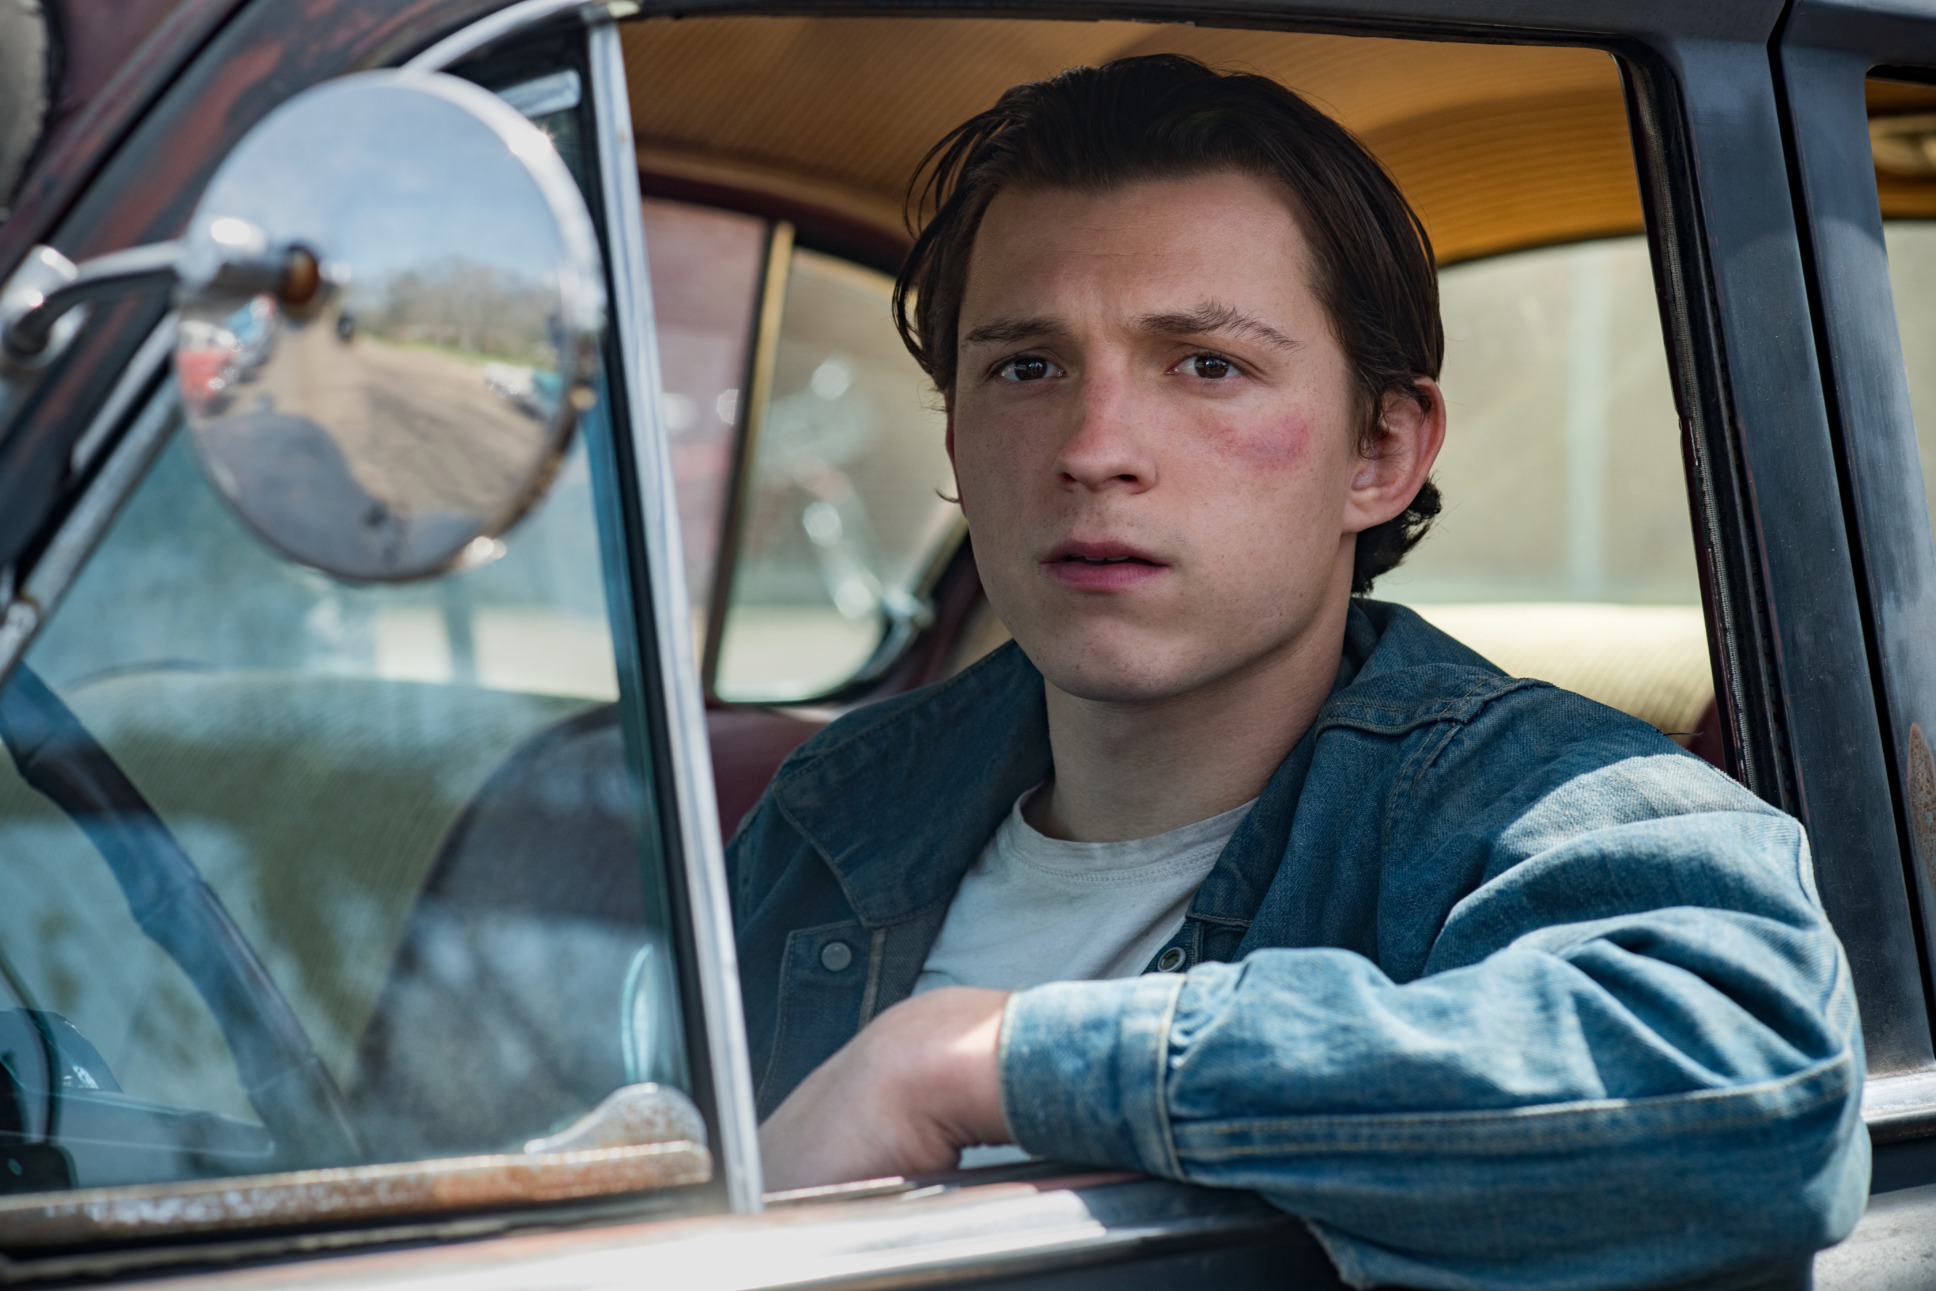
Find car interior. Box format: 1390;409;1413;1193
3;12;1936;1208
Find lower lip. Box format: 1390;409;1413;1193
1041;559;1169;590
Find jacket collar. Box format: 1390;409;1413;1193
770;642;1051;927
768;599;1502;931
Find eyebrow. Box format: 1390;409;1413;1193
1138;301;1298;351
961;316;1065;347
958;302;1298;351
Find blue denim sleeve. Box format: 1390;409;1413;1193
999;731;1869;1289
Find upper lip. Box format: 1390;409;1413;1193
1042;538;1168;566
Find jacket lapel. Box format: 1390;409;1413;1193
769;640;1053;930
1184;602;1383;960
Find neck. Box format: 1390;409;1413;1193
1027;594;1353;844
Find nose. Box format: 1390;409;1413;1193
1054;363;1155;493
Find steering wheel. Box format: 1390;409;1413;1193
0;662;365;1168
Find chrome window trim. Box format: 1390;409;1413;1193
0;317;176;691
1861;1070;1936;1143
587;16;765;1213
405;0;635;72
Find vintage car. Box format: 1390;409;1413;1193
1;0;1935;1286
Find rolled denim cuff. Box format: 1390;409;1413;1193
998;973;1186;1178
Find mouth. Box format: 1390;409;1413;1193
1040;539;1169;589
1044;540;1166;566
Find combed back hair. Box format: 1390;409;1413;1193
892;54;1444;594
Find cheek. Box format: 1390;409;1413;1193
952;414;1034;537
1215;411;1312;469
956;401;1055;492
1197;411;1352;565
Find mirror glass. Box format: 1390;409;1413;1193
174;71;604;582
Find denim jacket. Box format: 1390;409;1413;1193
727;600;1868;1289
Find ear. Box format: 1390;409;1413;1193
945;407;957;467
1343;377;1446;536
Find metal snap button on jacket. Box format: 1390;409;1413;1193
820;941;853;972
1157;947;1187;973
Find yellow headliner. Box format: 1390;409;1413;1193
622;17;1936;264
622;18;1643;265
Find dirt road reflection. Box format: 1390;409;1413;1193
192;316;566;579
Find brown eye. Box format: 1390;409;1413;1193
1190;354;1235;379
999;356;1053;382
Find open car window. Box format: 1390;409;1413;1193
625;17;1719;762
642;201;958;706
642;198;766;643
1382;235;1710;750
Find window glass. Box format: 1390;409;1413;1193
1372;235;1710;743
713;247;956;702
642;198;767;634
0;397;687;1189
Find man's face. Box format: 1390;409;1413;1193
950;169;1392;703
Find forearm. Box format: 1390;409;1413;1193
999;939;1867;1288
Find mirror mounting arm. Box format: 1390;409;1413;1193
1;234;320;369
0;243;180;367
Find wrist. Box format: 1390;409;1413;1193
897;987;1013;1149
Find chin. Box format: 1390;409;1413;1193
1020;631;1211;705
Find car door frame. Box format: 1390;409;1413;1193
1776;0;1936;1147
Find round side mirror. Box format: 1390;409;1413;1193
173;70;604;582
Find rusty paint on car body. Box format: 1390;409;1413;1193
0;1141;711;1247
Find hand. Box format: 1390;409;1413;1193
758;986;1012;1192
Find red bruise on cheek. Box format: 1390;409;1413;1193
1217;413;1310;467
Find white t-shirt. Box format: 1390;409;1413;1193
912;789;1255;996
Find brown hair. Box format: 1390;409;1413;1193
892;54;1443;594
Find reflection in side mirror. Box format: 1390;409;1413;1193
174;70;605;583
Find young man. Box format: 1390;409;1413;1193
730;56;1866;1288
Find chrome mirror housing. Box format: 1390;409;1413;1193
171;70;605;581
0;69;605;582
